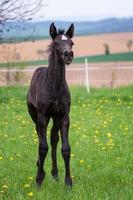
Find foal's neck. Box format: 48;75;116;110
48;52;65;92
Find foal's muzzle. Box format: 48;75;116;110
63;50;73;65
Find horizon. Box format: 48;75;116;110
33;15;133;22
41;0;133;22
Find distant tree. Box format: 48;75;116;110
103;43;110;55
126;40;133;52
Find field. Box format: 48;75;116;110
0;32;133;63
0;86;133;200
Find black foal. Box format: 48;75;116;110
27;23;74;187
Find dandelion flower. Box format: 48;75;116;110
24;184;30;188
82;134;86;138
71;154;75;158
71;176;74;180
0;156;3;160
27;192;34;197
107;133;112;138
95;130;99;134
33;138;37;142
125;127;128;131
28;176;33;181
2;185;8;189
80;160;84;164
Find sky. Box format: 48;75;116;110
42;0;133;21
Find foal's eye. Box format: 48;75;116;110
54;42;58;46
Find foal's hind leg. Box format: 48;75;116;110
60;115;72;187
50;119;60;179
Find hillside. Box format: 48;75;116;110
1;18;133;42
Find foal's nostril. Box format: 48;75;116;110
70;51;73;57
64;50;73;57
64;51;69;57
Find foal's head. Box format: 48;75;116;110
49;23;74;65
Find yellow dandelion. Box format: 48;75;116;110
71;154;75;158
80;160;84;164
24;184;30;188
0;156;3;160
2;185;8;189
10;157;14;160
107;133;112;138
33;138;37;142
95;130;99;134
27;192;34;197
82;134;86;138
125;127;128;132
28;176;33;181
82;104;86;108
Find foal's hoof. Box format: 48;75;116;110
65;177;72;187
36;171;45;187
51;169;58;180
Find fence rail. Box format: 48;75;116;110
0;60;133;89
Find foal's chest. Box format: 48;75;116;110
50;99;70;116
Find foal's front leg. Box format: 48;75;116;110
36;113;49;186
50;120;60;180
60;115;72;187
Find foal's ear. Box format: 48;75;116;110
49;23;58;40
66;23;74;38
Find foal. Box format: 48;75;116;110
27;23;74;187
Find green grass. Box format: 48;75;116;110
0;60;48;68
73;52;133;63
0;52;133;68
0;86;133;200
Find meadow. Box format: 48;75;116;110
0;86;133;200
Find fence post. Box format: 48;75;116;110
85;58;90;92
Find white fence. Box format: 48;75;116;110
0;59;133;89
